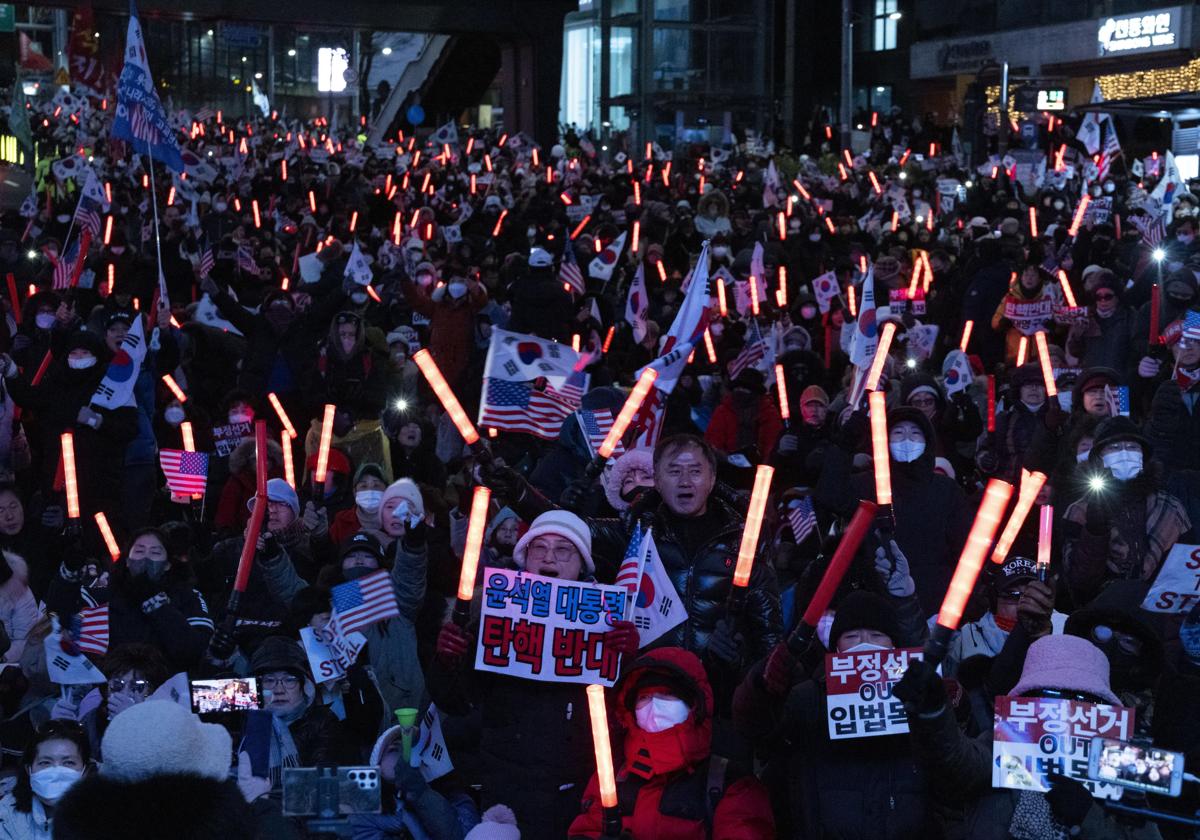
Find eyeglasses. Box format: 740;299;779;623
527;543;579;563
107;677;151;695
261;675;301;690
1094;292;1116;301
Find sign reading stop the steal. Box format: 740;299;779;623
1142;544;1200;613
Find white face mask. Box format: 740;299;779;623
229;411;253;425
1076;448;1092;463
712;246;729;258
29;766;82;804
214;201;228;212
350;292;368;305
355;489;383;513
164;406;186;425
35;313;55;330
448;282;467;299
68;354;97;370
1102;449;1143;481
889;440;925;463
808;233;822;242
634;695;690;734
842;642;889;653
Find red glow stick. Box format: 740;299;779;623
586;685;618;810
1068;194;1090;237
864;321;897;392
232;422;268;597
778;266;788;307
936;479;1013;630
749;275;760;315
1057;269;1078;308
599;369;657;459
61;432;80;519
801;500;879;626
281;431;295;489
457;485;491;602
1028;206;1038;238
252;199;261;229
1149;283;1160;346
703;329;717;363
987;375;996;432
95;512;120;562
5;274;18;325
960;320;974;353
1034;331;1057;397
848;285;857;317
492;209;507;238
733;465;774;587
413;349;480;445
161;374;187;403
603;326;615;353
268;392;297;439
1037;504;1053;578
1016;335;1028;367
774;364;790;421
869;390;892;507
991;469;1047;563
715;279;727;317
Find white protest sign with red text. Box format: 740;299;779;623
825;647;924;739
993;697;1134;799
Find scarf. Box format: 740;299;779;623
1008;790;1068;840
268;694;311;785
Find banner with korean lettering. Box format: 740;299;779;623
475;568;627;686
992;697;1135;799
825;647;923;739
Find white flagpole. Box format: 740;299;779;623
145;146;170;308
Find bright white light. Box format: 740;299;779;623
207;29;214;36
905;358;917;368
26;250;37;260
254;72;263;79
898;171;907;180
381;46;393;56
22;83;37;96
1088;475;1107;492
887;11;902;19
965;179;974;188
317;47;348;93
287;48;297;57
393;398;409;412
1152;247;1166;262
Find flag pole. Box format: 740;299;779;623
145;147;170;308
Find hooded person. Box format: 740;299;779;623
329;461;390;546
52;700;256;840
5;328;138;524
705;367;783;463
899;371;983;480
249;635;348;785
431;510;640;839
569;648;774;839
815;405;972;614
315;310;387;421
484;506;522;569
1066;271;1134;379
506;246;575;342
977;363;1058;484
602;447;655;513
1063;416;1190;605
732;590;937;839
894;635;1157;840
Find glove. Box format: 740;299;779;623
435;622;470;664
10;334;30;353
628;487;663;520
237;751;272;804
604;620;640;657
706;619;743;666
892;658;947;716
1044;398;1067;432
777;433;799;455
1137;356;1161;378
976;449;998;474
199;275;221;298
208;624;237;662
301;502;328;538
402;519;427;550
560;479;590;512
1044;772;1094;828
1016;579;1055;640
762;642;797;697
257;532;281;562
481;462;525;502
874;540;915;597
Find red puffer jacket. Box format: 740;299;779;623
568;647;775;840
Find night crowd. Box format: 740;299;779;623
0;87;1192;840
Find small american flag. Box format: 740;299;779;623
1104;385;1131;418
236;243;258;275
614;523;644;595
194;105;215;122
51;238;85;290
1183;310;1200;341
559;241;584;295
73;170;107;238
787;497;817;544
578;408;623;458
1132;211;1166;248
729;323;768;379
198;240;215;278
74;604;110;656
159;449;209;496
480;378;580;440
329;570;400;637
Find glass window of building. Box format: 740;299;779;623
873;0;897;51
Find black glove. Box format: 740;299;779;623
892;658;946;716
1045;772;1094;828
481;463;525;502
208;624;237;662
559;479;590;512
402;519;427;551
706;619;743;666
628;487;662;520
260;533;282;562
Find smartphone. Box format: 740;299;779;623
282;766;381;817
189;677;263;715
1089;737;1185;797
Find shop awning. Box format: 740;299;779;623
1071;91;1200;119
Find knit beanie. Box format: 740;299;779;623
380;478;424;519
465;805;521;840
513;510;594;576
829;590;901;649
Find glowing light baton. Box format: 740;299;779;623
161;374;187;403
774;364;790;424
1037;504;1053;582
991;469;1047;563
599;368;657;460
869;390;892;508
453;485;492;625
61;432;79;519
864;321;897;392
95;512;120;562
731;465;774;592
413;349;480;445
1034;331;1057;397
959;320;974;353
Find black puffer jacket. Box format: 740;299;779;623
815;406;973;614
592;496;783;671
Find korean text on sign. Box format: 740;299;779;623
474;568;628;686
992;697;1135;800
825;647;923;740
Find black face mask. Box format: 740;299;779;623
342;565;376;582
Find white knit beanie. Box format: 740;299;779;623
465;805;521;840
512;510;593;575
380;477;424;519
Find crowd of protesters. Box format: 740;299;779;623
0;79;1193;840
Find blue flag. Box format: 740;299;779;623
111;0;183;171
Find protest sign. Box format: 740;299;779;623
825;647;923;739
993;697;1134;799
300;626;367;684
212;421;252;457
1142;544;1200;613
475;567;627;686
889;287;926;316
1003;299;1054;335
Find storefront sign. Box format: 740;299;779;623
1098;8;1179;55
